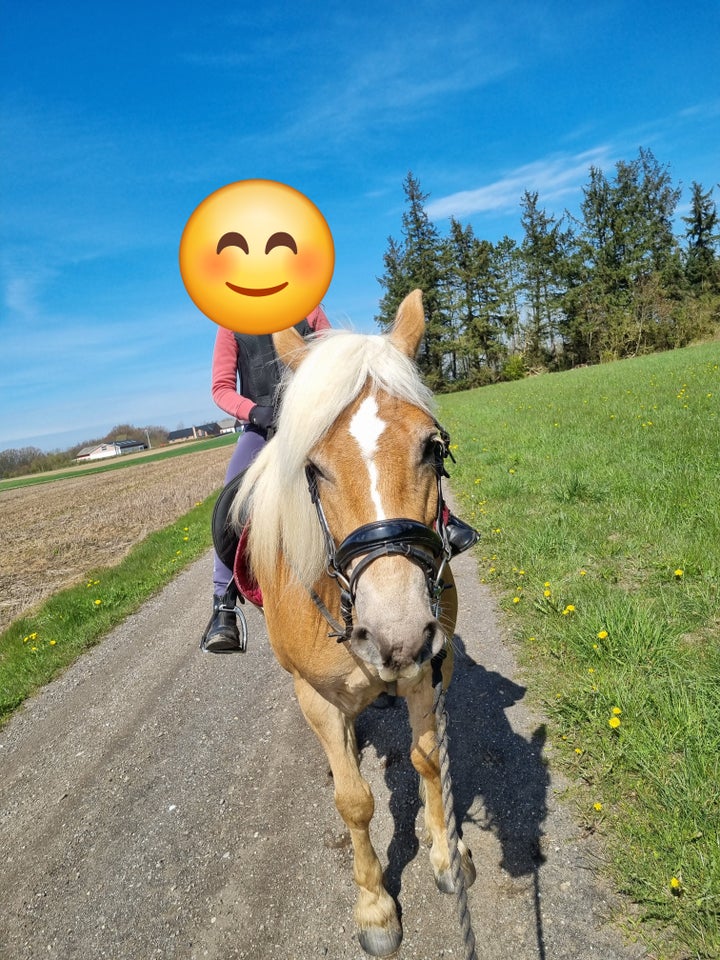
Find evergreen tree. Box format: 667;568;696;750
376;172;446;387
434;220;498;385
493;236;523;354
683;181;719;293
376;236;407;330
519;191;567;367
568;149;682;360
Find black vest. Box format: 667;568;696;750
233;318;312;409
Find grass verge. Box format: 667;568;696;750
0;492;218;727
437;342;720;959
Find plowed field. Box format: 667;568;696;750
0;448;230;633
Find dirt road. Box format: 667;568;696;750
0;547;648;960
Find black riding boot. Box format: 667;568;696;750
445;514;480;556
201;594;242;653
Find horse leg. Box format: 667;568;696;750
293;676;402;957
404;656;476;895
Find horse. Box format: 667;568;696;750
231;289;475;956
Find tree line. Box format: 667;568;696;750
376;149;719;391
0;424;169;479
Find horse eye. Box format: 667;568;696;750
307;460;328;482
421;436;440;465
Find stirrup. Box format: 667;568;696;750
200;586;249;653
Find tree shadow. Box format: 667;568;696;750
355;632;549;901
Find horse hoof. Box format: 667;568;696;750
434;869;455;894
358;922;403;957
434;845;476;894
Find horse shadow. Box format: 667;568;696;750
355;633;549;902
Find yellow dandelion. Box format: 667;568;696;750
593;802;603;812
49;639;56;646
608;716;621;729
512;596;521;604
575;748;583;755
597;630;608;640
579;569;587;576
670;876;682;892
94;599;102;606
544;589;552;598
612;706;622;715
674;569;684;579
183;536;189;542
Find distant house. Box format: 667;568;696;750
74;439;146;462
167;428;195;443
166;422;222;444
217;417;241;434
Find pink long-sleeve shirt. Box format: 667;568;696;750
210;305;331;422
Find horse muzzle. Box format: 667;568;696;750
348;615;445;680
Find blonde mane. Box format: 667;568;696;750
231;328;434;588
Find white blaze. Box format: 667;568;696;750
349;396;386;520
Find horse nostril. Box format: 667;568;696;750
349;625;384;668
417;621;441;665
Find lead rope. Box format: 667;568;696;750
432;651;478;960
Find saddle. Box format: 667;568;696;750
211;472;263;608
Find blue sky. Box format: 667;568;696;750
2;0;718;452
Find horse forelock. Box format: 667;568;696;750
233;328;434;589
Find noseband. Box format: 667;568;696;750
305;423;455;642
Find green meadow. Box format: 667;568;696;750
438;341;720;959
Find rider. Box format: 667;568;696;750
202;305;331;652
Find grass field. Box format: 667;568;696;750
437;341;720;959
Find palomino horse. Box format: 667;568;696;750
231;290;475;956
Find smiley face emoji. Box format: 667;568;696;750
179;179;334;335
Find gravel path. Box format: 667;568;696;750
0;546;649;960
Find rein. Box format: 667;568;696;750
304;422;455;642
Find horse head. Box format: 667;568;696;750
273;290;449;679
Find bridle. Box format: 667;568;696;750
305;421;455;642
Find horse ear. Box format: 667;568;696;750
273;325;309;371
389;289;425;358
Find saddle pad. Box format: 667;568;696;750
233;525;263;608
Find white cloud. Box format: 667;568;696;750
426;147;614;220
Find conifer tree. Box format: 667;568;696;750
376;172;446;387
683;182;719;293
519;191;567;366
